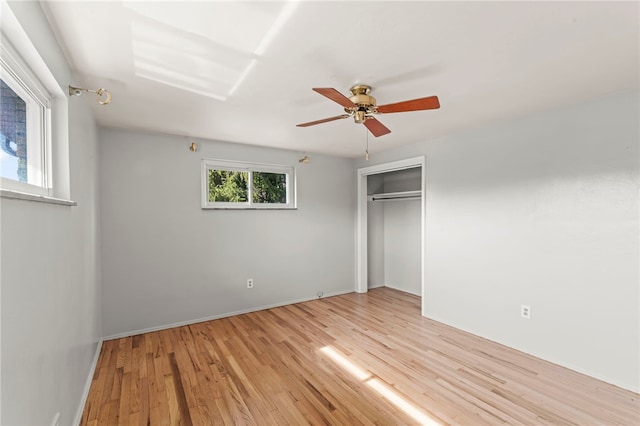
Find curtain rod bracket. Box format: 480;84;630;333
68;85;112;105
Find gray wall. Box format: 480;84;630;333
384;200;421;295
381;168;422;295
0;2;102;425
367;174;385;288
356;89;640;392
99;128;355;337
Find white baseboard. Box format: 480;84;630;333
383;283;421;296
73;338;103;426
102;289;354;341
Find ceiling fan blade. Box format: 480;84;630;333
364;117;391;137
377;95;440;114
296;114;350;127
312;88;357;108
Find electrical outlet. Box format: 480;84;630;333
521;305;531;319
247;278;254;288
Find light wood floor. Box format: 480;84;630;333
81;288;639;425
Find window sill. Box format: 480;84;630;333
0;189;77;206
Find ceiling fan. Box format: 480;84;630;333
296;84;440;137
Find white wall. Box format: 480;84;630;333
0;2;102;425
99;128;355;337
355;89;640;392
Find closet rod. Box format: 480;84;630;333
367;190;421;202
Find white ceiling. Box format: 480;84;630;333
42;1;639;158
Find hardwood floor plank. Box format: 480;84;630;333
117;371;132;425
168;352;194;426
149;352;170;425
81;288;640;425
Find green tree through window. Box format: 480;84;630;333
253;172;286;204
202;159;295;209
208;170;248;202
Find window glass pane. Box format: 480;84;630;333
208;169;248;202
0;79;27;182
253;171;287;204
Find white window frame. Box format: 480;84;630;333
0;1;70;202
0;28;51;196
201;159;296;209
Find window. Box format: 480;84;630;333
0;74;49;189
0;3;60;199
202;159;296;209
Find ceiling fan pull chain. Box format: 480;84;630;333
365;128;370;161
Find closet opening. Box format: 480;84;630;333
356;156;426;315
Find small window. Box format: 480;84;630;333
202;159;296;209
0;19;52;196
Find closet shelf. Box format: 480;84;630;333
367;190;421;202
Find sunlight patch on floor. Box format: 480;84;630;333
320;346;441;426
320;346;370;381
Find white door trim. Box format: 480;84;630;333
356;156;426;313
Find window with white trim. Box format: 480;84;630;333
0;35;51;195
202;159;296;209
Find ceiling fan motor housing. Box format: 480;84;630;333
346;84;377;122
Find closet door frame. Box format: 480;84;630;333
356;156;426;313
